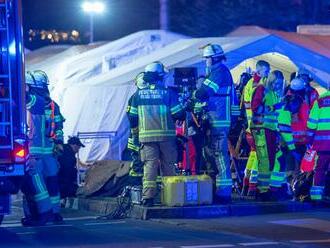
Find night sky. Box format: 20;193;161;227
22;0;159;49
22;0;330;49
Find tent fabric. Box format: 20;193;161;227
27;28;330;162
228;25;330;58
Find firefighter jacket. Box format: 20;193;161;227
251;85;279;131
242;77;267;133
27;93;64;156
194;63;239;134
45;99;65;144
128;84;186;143
307;91;330;152
126;96;140;153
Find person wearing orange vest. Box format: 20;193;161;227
241;60;270;197
307;88;330;201
250;70;285;201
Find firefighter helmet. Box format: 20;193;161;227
297;68;313;83
144;61;167;76
290;78;305;91
202;44;224;58
25;71;47;89
135;72;149;89
33;70;49;86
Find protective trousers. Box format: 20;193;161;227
310;153;330;200
24;155;61;217
206;129;232;199
252;128;277;194
242;132;258;195
141;140;177;200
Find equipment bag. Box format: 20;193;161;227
300;148;317;173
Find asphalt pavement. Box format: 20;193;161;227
1;197;330;248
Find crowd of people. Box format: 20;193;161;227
126;43;330;207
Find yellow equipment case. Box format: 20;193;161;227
161;175;213;207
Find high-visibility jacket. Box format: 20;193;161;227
277;107;295;150
251;85;279;131
128;84;186;143
291;100;309;145
194;63;239;134
242;77;267;133
307;91;330;151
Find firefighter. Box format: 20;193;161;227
296;68;319;109
250;70;283;201
241;60;270;196
128;62;186;207
23;71;54;226
127;72;149;185
194;44;239;203
23;70;64;226
307;87;330;201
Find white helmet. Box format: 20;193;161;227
290;78;305;91
202;44;224;58
144;62;167;76
135;72;149;89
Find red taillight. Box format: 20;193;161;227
15;148;25;158
12;138;29;163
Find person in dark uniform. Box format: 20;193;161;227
57;136;85;199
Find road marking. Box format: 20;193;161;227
270;218;330;233
84;221;126;226
291;239;330;244
35;224;73;228
16;232;36;235
63;216;97;221
238;242;280;246
180;245;235;248
1;223;22;228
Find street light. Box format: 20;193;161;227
82;1;105;43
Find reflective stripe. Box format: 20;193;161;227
26;95;36;109
34;191;50;202
308;118;318;124
278;124;292;133
318;118;330;123
30;146;54;155
171;104;183;115
216;178;232;187
143;180;157;188
129;106;138;115
50;195;60;204
314;135;330;141
204;79;219;93
244;102;251;109
292;131;307;135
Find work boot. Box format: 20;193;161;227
21;211;53;227
142;198;154;207
52;213;64;224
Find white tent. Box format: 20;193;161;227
28;30;330;162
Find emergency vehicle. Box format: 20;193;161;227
0;0;27;225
